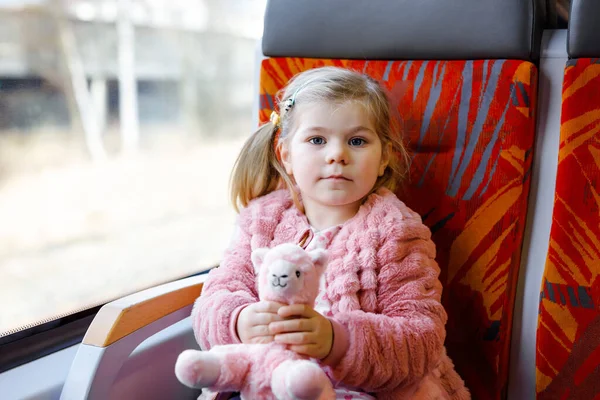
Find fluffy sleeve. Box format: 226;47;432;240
190;208;259;349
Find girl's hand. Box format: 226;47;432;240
269;304;333;360
236;301;285;344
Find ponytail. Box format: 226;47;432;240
230;121;297;212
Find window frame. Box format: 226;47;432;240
0;267;214;374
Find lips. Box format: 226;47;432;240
324;175;351;181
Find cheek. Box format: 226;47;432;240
358;152;384;175
295;163;316;178
291;152;319;182
290;145;311;164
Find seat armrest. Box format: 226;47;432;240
84;275;206;347
61;274;207;400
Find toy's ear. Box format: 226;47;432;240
251;248;269;274
308;248;327;270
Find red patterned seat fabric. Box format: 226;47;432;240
259;58;538;400
536;58;600;400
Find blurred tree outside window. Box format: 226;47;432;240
0;0;266;336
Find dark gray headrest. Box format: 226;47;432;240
568;0;600;58
263;0;545;61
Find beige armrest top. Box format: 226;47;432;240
83;274;207;347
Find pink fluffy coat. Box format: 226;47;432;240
191;188;470;399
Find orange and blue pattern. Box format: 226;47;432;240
259;58;538;400
536;58;600;399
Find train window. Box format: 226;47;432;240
0;0;266;336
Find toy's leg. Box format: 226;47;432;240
175;349;222;388
175;347;252;391
271;360;335;400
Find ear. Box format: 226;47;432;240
278;141;294;176
379;141;392;176
251;248;269;275
308;248;327;271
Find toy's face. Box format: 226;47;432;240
252;243;327;304
264;258;307;297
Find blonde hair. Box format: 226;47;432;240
230;66;409;212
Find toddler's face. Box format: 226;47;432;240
280;100;388;211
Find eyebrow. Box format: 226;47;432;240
304;126;375;135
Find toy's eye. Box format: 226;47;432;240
295;271;301;278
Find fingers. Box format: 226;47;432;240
239;302;286;344
269;318;313;334
277;304;316;318
245;312;283;342
250;324;271;337
288;344;321;357
274;331;314;345
249;335;274;344
243;303;323;347
252;312;283;326
254;301;285;314
269;312;333;359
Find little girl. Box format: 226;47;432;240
191;67;470;399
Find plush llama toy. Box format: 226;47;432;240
175;243;335;400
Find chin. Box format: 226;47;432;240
317;193;362;207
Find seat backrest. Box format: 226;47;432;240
536;1;600;398
259;1;544;399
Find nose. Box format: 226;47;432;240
270;273;289;288
326;141;348;164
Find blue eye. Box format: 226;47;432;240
349;137;366;146
309;137;325;145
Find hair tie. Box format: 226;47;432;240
270;111;280;127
